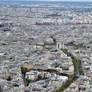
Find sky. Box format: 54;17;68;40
17;0;92;1
1;0;92;2
24;0;91;1
34;0;92;1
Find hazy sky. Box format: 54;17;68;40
21;0;92;1
24;0;91;1
41;0;92;1
20;0;92;1
2;0;92;2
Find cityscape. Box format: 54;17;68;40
0;0;92;92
